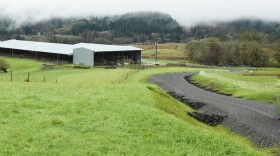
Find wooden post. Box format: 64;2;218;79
27;73;30;82
10;71;12;82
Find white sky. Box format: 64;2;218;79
1;0;280;26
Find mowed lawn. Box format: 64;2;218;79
0;57;268;155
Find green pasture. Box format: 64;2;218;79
0;57;272;155
192;69;280;103
132;43;189;61
142;49;188;60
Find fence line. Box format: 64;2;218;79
276;95;280;113
199;71;277;91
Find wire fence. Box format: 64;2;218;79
0;64;161;84
276;95;280;113
199;71;278;91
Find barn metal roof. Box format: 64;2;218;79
0;40;142;55
0;40;74;55
74;43;142;52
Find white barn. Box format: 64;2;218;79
0;40;142;66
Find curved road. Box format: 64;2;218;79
149;72;280;147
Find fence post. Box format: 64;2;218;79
27;73;30;82
10;71;12;82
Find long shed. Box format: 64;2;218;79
0;40;142;66
73;43;142;66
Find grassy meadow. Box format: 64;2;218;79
192;68;280;104
133;43;189;61
0;57;272;155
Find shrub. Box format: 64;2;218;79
0;59;10;72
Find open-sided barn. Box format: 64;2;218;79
0;40;142;66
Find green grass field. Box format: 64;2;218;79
0;57;272;155
192;69;280;104
133;43;189;61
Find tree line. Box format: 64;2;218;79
187;31;280;67
0;12;185;44
1;13;280;45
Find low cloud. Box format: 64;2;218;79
1;0;280;26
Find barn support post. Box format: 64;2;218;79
102;53;105;64
113;52;115;63
57;54;59;65
35;51;38;59
45;53;47;64
12;49;14;57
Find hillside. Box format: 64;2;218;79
0;57;267;155
2;13;280;45
0;12;185;44
188;19;280;42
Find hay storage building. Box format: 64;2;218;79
0;40;142;66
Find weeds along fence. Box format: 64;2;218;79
199;71;278;92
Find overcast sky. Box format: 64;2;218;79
1;0;280;26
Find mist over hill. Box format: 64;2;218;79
188;19;280;42
0;12;184;44
0;12;280;44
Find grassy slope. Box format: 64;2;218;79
133;43;189;61
191;69;280;103
0;57;268;155
142;49;188;60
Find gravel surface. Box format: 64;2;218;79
149;72;280;147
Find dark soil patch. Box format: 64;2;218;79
167;91;206;110
41;64;55;70
73;66;91;69
188;112;226;126
105;66;117;69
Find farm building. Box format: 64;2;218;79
0;40;142;66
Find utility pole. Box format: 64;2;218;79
155;40;158;63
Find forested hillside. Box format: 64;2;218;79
1;12;280;45
187;21;280;67
1;12;280;66
188;20;280;42
0;12;185;44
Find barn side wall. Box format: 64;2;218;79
73;48;94;66
0;48;73;64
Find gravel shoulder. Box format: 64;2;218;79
149;72;280;147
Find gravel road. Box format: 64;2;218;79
149;72;280;147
